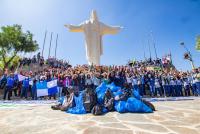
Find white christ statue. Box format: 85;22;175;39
65;10;121;65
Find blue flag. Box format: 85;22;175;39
36;79;58;97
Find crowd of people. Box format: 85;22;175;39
128;58;163;68
19;52;70;69
19;53;44;67
46;57;70;69
128;53;175;69
1;59;200;101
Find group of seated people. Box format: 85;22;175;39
51;83;155;115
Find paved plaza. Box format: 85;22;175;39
0;98;200;134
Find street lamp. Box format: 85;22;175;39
180;42;195;69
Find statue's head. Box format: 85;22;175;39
90;10;98;21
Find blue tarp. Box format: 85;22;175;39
114;101;127;113
67;92;86;114
113;90;123;97
95;82;107;104
125;97;152;113
58;82;154;115
133;89;142;100
106;82;121;92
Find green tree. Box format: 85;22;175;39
0;24;38;71
196;35;200;51
0;55;21;70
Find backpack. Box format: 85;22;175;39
83;88;97;112
104;96;114;111
104;90;114;111
118;91;130;101
91;105;103;115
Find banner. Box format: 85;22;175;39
146;66;161;71
17;74;26;81
36;79;58;97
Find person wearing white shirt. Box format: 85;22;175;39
126;74;132;87
132;75;138;90
155;77;162;97
183;77;190;96
191;74;198;96
162;77;168;97
196;72;200;96
175;78;183;96
169;78;176;96
85;74;93;89
92;74;101;89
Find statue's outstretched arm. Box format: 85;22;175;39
101;22;122;35
64;24;83;32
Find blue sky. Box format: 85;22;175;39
0;0;200;70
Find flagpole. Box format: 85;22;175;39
55;34;58;59
148;39;152;60
169;49;172;65
144;49;146;60
150;31;158;59
142;41;146;60
42;30;47;57
153;42;158;59
48;32;53;58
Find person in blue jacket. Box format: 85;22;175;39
31;79;37;100
139;74;146;96
21;76;29;99
3;73;14;100
149;75;155;97
0;74;7;89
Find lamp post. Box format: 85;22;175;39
180;42;195;69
